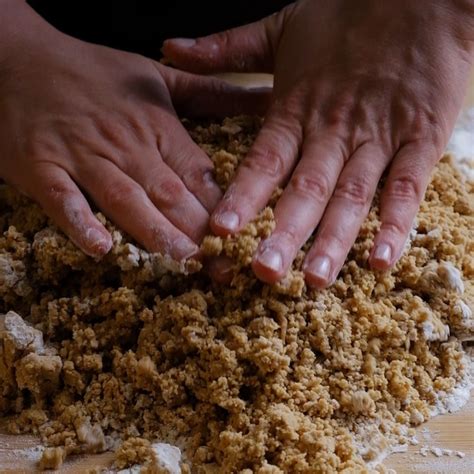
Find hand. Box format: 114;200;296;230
0;1;269;260
163;0;474;284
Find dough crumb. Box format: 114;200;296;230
115;438;155;470
38;446;66;470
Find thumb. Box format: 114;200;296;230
159;64;271;117
161;3;295;74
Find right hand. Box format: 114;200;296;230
163;0;474;285
0;1;270;260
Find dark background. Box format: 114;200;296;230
28;1;292;59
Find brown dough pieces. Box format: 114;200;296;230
0;116;472;472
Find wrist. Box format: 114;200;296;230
0;1;57;57
0;0;66;82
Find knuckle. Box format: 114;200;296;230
387;175;421;201
103;181;142;208
283;225;300;245
41;178;86;223
217;30;233;52
152;177;187;209
381;220;409;237
241;147;286;180
96;119;125;145
288;172;332;203
182;165;215;190
331;232;346;249
323;95;354;128
334;175;372;206
42;179;75;204
24;130;59;156
317;230;346;251
404;108;443;146
272;225;300;247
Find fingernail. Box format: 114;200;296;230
85;228;112;256
373;243;392;264
168;38;196;48
214;211;239;232
256;248;283;272
306;256;331;282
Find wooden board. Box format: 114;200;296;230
385;394;474;474
1;69;473;474
0;395;472;473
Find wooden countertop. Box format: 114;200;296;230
0;396;472;473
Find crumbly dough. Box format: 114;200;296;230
0;116;472;473
38;446;67;470
115;438;156;470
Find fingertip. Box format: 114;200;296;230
252;261;282;285
172;238;200;262
369;241;394;271
304;276;329;290
161;38;197;60
164;38;197;50
74;226;112;259
303;255;333;289
252;246;285;284
211;209;240;237
28;165;113;260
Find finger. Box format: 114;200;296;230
129;152;212;243
206;256;234;285
77;158;199;260
369;142;437;270
210;108;302;237
303;144;388;288
24;163;112;258
161;4;296;74
156;117;223;213
251;135;346;283
161;66;271;117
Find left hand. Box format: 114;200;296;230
0;0;271;261
162;0;474;287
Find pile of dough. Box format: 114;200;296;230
0;116;472;472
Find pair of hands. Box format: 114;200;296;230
1;0;473;287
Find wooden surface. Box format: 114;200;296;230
0;396;472;473
385;395;474;474
1;72;473;473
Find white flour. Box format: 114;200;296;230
0;445;45;462
430;371;473;417
0;311;45;354
111;442;181;474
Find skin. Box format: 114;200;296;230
163;0;474;287
0;0;270;260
